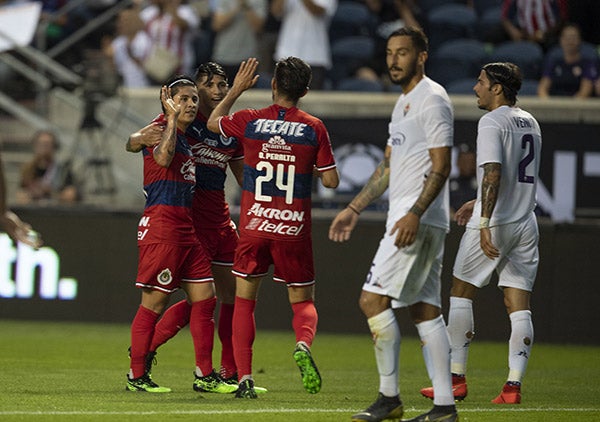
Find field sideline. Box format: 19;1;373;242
0;319;599;421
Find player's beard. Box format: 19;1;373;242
389;60;418;86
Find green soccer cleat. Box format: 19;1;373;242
293;342;322;394
193;370;239;394
221;372;268;394
126;373;171;393
235;378;258;399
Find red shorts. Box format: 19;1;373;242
195;221;238;266
232;235;315;287
136;243;213;294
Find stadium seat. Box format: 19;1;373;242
419;0;462;14
427;38;489;87
519;79;540;96
329;1;376;42
427;3;478;51
330;35;376;85
445;77;476;95
472;0;503;17
489;41;544;79
336;77;384;92
476;6;503;42
253;73;272;90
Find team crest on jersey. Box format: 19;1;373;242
403;103;410;116
220;135;234;146
157;268;173;285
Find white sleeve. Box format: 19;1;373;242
476;115;502;166
421;94;454;149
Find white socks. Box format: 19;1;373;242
416;314;454;406
367;309;400;397
507;310;534;383
447;296;474;376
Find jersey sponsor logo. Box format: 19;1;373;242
247;202;305;222
259;135;295;162
191;143;230;168
254;119;307;137
138;216;150;241
245;217;304;236
157;268;173;285
403;103;410;116
181;158;196;182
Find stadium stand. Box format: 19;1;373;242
329;1;375;43
336;77;384;92
427;38;489;87
426;3;478;51
489;40;544;79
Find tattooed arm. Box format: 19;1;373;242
328;145;391;243
479;162;501;259
390;146;451;248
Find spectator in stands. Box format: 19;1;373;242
449;142;477;216
537;23;599;98
103;7;152;88
211;0;267;78
361;0;420;84
140;0;200;77
256;0;281;77
16;130;80;205
501;0;568;50
0;148;42;249
271;0;337;90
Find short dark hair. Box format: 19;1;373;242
387;26;429;53
274;57;312;102
160;75;196;112
482;62;522;105
194;62;228;85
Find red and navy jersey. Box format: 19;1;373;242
218;104;336;241
138;130;197;246
153;113;243;228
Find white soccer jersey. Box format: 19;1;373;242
467;105;542;228
387;77;454;232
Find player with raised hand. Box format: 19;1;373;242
207;56;339;398
126;63;268;394
127;76;222;393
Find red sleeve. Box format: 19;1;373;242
219;109;256;140
315;122;336;171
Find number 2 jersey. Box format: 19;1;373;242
467;105;542;229
218;104;336;241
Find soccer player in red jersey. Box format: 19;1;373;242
127;63;245;393
127;76;222;393
207;57;340;398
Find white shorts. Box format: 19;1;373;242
363;224;446;308
453;212;539;291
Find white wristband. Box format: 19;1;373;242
479;217;490;229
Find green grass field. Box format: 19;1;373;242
0;319;599;421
